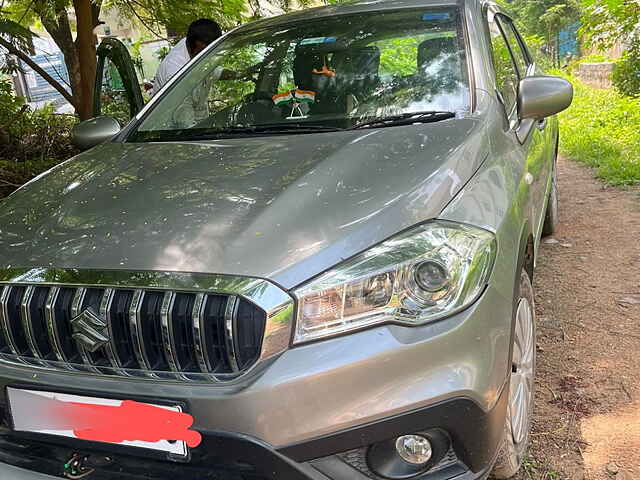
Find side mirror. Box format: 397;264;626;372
71;116;121;150
518;76;573;120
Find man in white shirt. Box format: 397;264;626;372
153;19;223;94
152;18;260;127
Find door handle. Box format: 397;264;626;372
536;118;547;131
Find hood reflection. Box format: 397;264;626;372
0;120;485;289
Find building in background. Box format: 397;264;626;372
558;22;580;60
12;37;73;113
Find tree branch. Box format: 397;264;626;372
121;0;168;39
18;0;35;24
0;36;77;107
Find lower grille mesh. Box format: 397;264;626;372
337;446;460;479
0;284;266;382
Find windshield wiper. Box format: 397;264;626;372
246;123;344;133
169;123;344;141
352;111;456;129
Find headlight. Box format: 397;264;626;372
293;221;496;344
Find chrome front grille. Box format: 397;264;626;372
0;269;294;383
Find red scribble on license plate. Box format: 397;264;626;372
50;399;202;447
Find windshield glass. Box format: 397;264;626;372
129;7;469;141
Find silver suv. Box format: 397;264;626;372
0;1;571;479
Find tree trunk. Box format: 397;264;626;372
0;36;77;108
37;1;83;116
34;0;102;120
73;0;98;120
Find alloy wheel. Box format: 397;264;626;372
509;296;535;446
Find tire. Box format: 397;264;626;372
491;270;536;479
541;156;559;237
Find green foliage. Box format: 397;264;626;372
375;33;454;78
105;0;247;35
0;13;38;79
0;80;77;198
376;38;420;77
557;73;640;185
523;34;554;71
129;39;146;79
0;17;36;55
208;42;267;114
491;29;519;106
612;37;640;97
575;52;611;63
155;46;171;63
506;0;580;40
580;0;640;50
564;52;612;75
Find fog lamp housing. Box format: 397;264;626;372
395;435;432;465
367;429;449;479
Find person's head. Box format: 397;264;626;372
186;19;223;58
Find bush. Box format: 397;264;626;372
612;37;640;97
557;72;640;185
565;52;613;75
0;79;78;198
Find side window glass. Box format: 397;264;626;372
497;17;529;77
511;24;532;70
487;13;519;115
98;57;131;125
172;44;266;128
94;39;144;123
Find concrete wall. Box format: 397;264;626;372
577;62;615;89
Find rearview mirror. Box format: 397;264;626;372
72;116;121;151
518;76;573;120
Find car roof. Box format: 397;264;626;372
234;0;478;34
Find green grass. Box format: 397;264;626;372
556;73;640;186
519;457;561;479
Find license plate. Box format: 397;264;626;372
7;387;188;457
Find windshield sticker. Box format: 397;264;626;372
299;36;338;45
422;12;451;21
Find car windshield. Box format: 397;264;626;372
129;7;469;142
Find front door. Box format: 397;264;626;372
499;18;553;241
93;37;144;124
487;9;551;243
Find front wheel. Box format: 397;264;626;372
491;270;536;479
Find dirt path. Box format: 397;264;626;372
514;157;640;479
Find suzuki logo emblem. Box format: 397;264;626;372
70;307;109;352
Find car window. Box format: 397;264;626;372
487;13;519;116
98;57;132;125
496;17;530;78
129;8;470;141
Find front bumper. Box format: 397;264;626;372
0;390;505;479
0;283;512;480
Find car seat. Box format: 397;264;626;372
291;45;340;115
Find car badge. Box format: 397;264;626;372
70;307;109;352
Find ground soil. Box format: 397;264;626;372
513;157;640;480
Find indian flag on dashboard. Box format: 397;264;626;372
272;91;293;105
294;89;316;103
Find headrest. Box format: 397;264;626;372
332;46;380;77
331;46;380;97
293;52;325;91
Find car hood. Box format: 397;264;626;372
0;119;487;289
